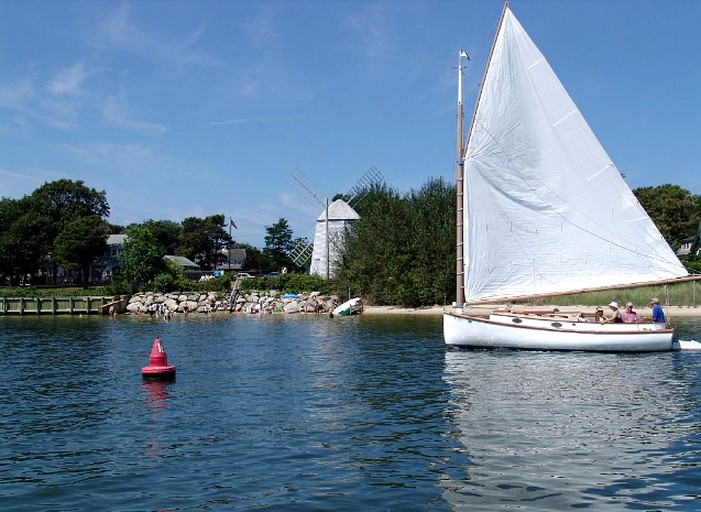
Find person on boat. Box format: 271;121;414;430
650;297;666;325
604;301;623;323
594;307;605;323
621;302;641;323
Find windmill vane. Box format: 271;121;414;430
287;165;384;268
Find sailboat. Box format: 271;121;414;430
443;3;696;352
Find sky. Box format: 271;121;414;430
2;0;700;249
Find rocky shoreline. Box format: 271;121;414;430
124;292;701;318
125;290;342;316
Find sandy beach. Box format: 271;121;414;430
362;304;701;318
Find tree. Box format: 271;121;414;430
29;179;110;283
178;214;230;270
0;197;46;285
263;218;295;271
137;219;182;255
336;179;456;307
119;225;166;287
634;184;701;250
53;215;109;288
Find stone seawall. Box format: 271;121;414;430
126;290;341;315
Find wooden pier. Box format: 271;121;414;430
0;295;129;315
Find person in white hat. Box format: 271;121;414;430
604;301;622;323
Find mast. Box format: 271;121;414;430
455;50;467;306
459;1;509;305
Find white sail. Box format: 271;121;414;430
462;7;688;303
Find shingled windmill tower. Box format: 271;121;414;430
308;198;360;279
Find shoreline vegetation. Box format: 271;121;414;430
3;281;701;318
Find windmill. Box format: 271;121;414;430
287;165;384;279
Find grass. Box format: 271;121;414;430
527;281;701;308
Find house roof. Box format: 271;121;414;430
164;255;200;269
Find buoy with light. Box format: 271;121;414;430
141;337;176;380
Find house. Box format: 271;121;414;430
91;233;127;284
217;248;246;270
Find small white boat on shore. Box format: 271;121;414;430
332;297;362;317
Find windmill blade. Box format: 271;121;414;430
289;228;315;266
346;165;384;207
287;168;325;210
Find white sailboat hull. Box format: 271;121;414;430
443;311;675;352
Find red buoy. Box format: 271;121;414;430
141;338;176;380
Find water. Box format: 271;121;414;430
1;314;700;511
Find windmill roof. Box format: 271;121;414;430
107;234;127;245
316;199;360;221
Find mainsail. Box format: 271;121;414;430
462;7;688;304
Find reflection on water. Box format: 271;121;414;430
141;380;173;458
1;315;700;511
142;380;171;412
442;341;701;511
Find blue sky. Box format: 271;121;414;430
2;0;699;248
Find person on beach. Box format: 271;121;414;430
621;302;640;323
650;297;666;324
604;301;623;323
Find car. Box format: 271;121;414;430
265;272;280;277
236;272;254;279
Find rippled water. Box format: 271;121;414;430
1;314;701;511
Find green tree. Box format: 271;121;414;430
119;225;166;288
53;215;109;288
178;214;230;270
263;218;294;271
336;179;456;307
336;184;409;304
0;197;46;285
634;184;701;250
29;179;110;283
138;219;182;255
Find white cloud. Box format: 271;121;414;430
343;4;395;61
94;1;220;68
47;62;88;96
102;90;168;135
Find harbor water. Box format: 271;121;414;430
1;314;701;511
